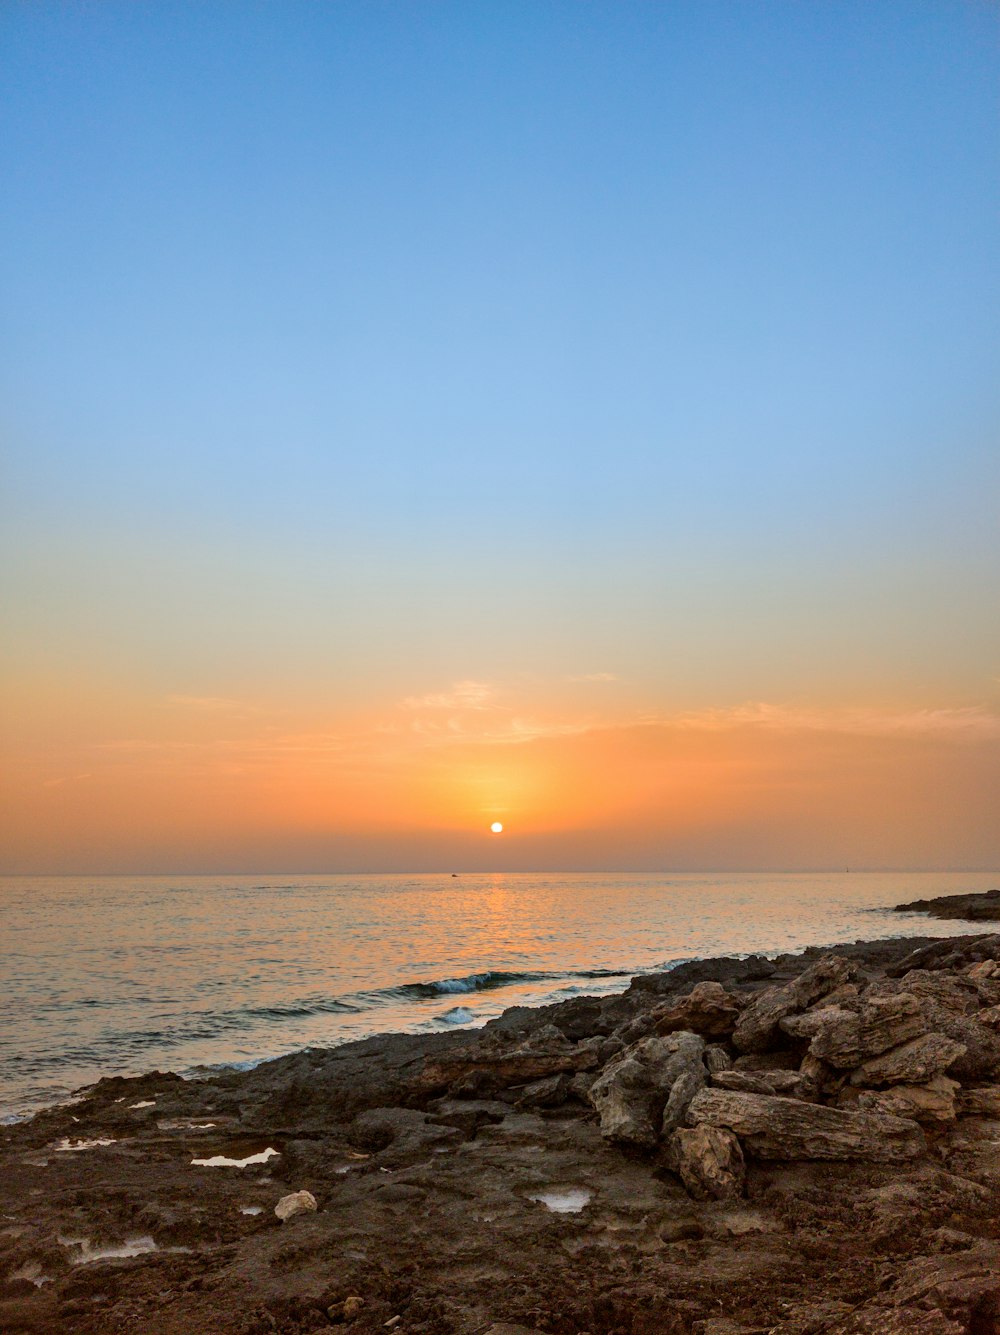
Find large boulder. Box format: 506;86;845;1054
686;1087;926;1161
732;955;858;1053
850;1033;967;1087
654;981;744;1038
666;1125;745;1200
781;993;928;1069
588;1031;705;1147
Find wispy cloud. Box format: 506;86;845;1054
401;680;495;711
566;672;619;684
672;702;1000;740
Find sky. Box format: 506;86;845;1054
1;1;998;873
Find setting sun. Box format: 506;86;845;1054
490;822;503;834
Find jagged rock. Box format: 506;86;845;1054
977;1005;1000;1030
850;1033;967;1087
704;1044;732;1074
761;1069;815;1099
275;1190;317;1221
588;1031;705;1147
687;1088;926;1161
781;993;928;1070
653;981;745;1037
710;1069;775;1095
854;1075;960;1125
666;1125;745;1200
968;960;1000;980
732;955;858;1053
514;1073;571;1109
957;1085;1000;1118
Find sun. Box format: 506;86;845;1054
490;821;504;834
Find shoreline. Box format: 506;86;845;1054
2;907;999;1332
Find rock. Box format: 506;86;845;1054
850;1033;967;1087
710;1070;775;1095
968;959;1000;980
957;1085;1000;1117
588;1031;705;1147
854;1075;959;1125
328;1295;365;1322
761;1069;814;1099
892;889;1000;922
687;1088;926;1161
667;1124;746;1200
514;1073;570;1109
732;955;858;1052
275;1190;318;1221
978;1004;1000;1029
420;1027;599;1094
782;993;928;1070
704;1044;732;1074
654;981;744;1037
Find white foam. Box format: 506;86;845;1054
440;1006;474;1025
528;1188;591;1213
53;1137;117;1152
239;1205;264;1215
59;1234;157;1264
191;1147;279;1168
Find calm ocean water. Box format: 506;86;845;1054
2;870;997;1120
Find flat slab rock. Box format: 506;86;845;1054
687;1087;927;1161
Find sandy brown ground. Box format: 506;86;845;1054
3;914;1000;1335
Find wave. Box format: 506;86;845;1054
373;966;633;1001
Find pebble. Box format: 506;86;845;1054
274;1190;317;1222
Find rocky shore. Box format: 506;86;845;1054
3;901;1000;1334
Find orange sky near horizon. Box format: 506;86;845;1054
3;671;998;873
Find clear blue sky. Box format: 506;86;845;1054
2;2;999;871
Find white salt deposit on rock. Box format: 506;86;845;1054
528;1187;591;1213
191;1147;279;1168
275;1189;318;1221
53;1137;117;1152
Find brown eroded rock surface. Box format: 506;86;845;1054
3;916;1000;1334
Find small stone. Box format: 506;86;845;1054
328;1296;365;1322
275;1190;317;1222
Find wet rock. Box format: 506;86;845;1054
275;1190;317;1222
653;981;744;1038
666;1125;745;1200
850;1033;967;1087
853;1075;960;1125
687;1088;926;1161
588;1031;705;1147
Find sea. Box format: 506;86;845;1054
2;870;997;1122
